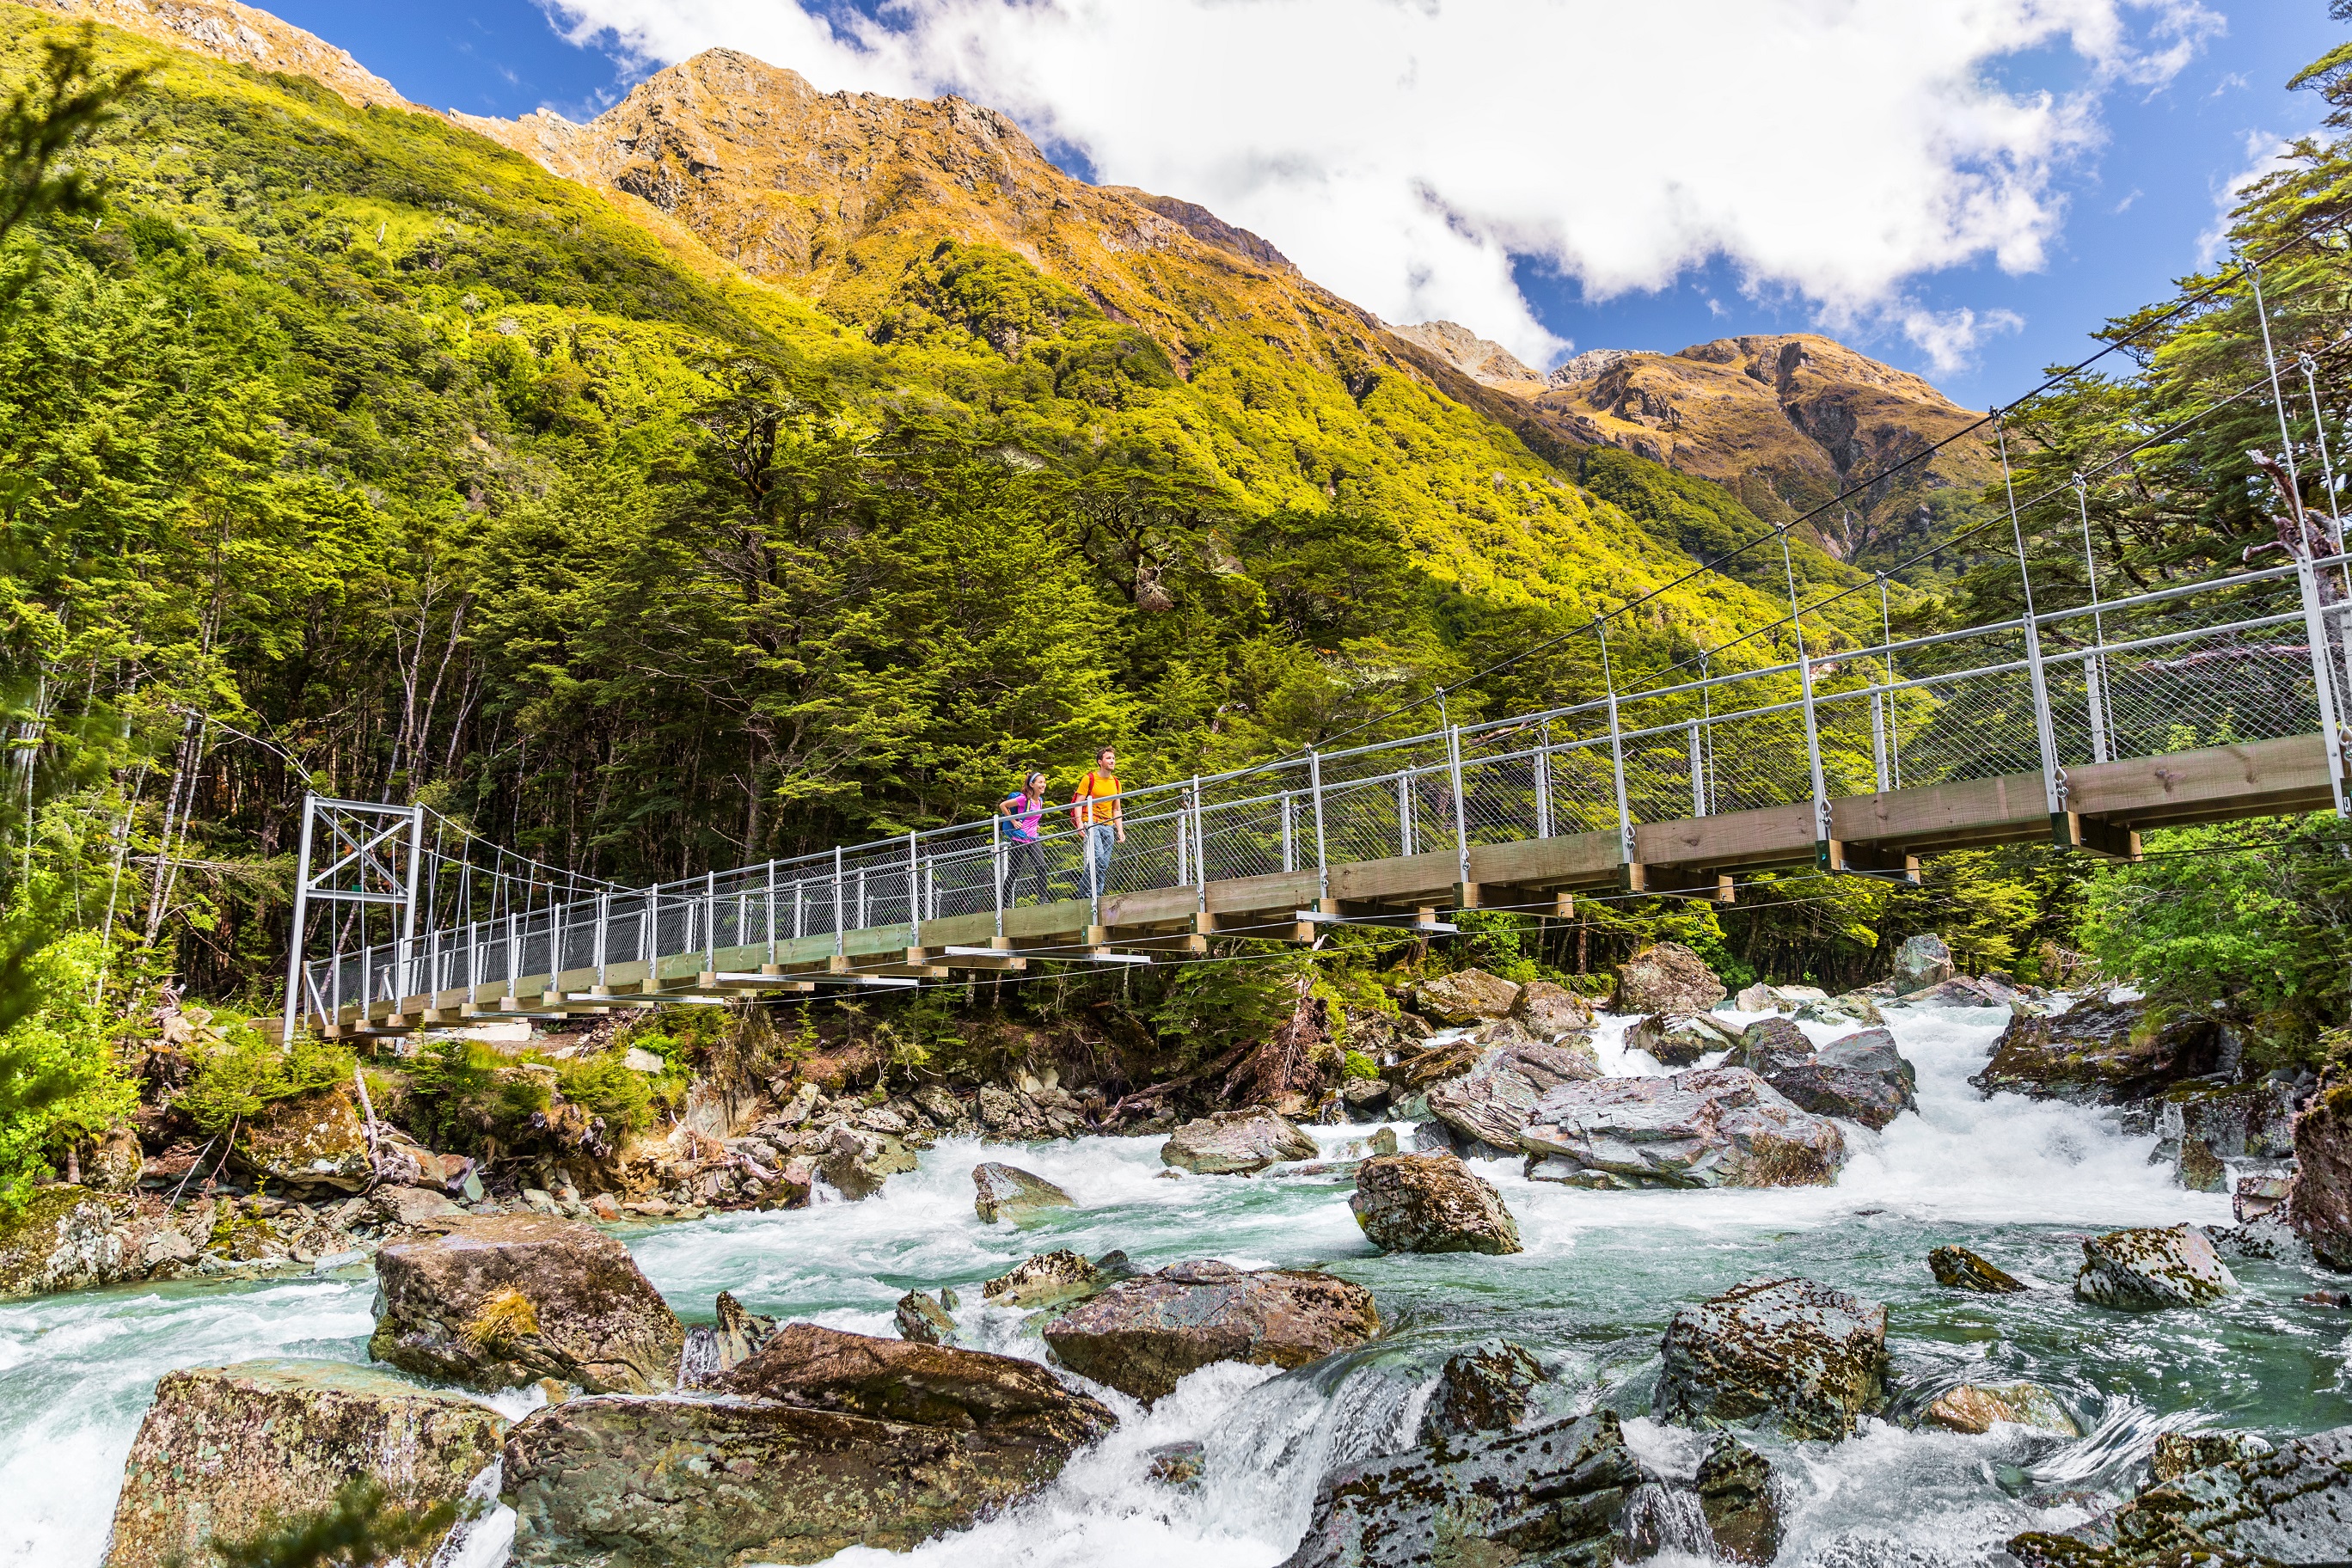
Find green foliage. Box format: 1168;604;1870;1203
2078;816;2352;1063
1148;949;1315;1066
0;928;132;1212
187;1477;472;1568
397;1037;493;1152
176;1033;354;1136
1452;910;1555;985
1341;1050;1379;1081
555;1049;656;1135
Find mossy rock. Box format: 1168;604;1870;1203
105;1358;507;1568
0;1185;130;1300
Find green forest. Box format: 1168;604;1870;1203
3;4;2352;1202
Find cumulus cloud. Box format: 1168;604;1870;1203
536;0;2220;368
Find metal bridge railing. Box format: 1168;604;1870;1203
297;547;2352;1033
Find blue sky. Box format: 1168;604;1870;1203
266;1;2344;410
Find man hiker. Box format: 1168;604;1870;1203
997;771;1051;906
1072;745;1124;900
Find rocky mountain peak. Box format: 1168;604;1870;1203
21;0;411;110
1095;187;1294;273
1387;321;1544;389
1526;331;1993;564
1547;348;1633;388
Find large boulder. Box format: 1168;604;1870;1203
895;1289;958;1345
1765;1029;1919;1131
1159;1107;1318;1174
1799;992;1888;1028
1894;933;1955;989
1518;1069;1847;1190
369;1214;684;1393
971;1161;1074;1223
0;1185;136;1299
982;1249;1110;1309
2074;1224;2240;1310
1733;982;1828;1013
1614;942;1727;1015
820;1124;919;1199
505;1326;1115;1567
1627;1011;1737;1068
726;1322;1114;1443
1653;1276;1889;1439
1511;979;1594;1038
2155;1079;2300;1175
1278;1410;1644;1568
1418;1339;1547;1441
1350;1152;1522;1256
106;1358;507;1568
2291;1079;2352;1270
1729;1016;1814;1075
1040;1259;1380;1404
231;1086;373;1193
1971;1000;2220;1106
1424;1037;1601;1150
1412;967;1522;1025
2010;1424;2352;1568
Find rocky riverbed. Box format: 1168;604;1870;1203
5;989;2350;1566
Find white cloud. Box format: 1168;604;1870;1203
2197;127;2301;267
536;0;2220;369
1890;303;2028;377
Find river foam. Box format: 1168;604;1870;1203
0;999;2329;1568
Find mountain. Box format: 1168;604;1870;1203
1387;320;1546;394
19;3;1987;583
441;46;1791;611
22;0;410;109
1528;334;1998;569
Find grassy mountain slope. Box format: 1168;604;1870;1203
450;47;1822;618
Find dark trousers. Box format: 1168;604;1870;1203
1004;837;1051;906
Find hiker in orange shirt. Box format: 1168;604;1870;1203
1072;745;1125;900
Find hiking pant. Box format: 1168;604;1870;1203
1003;837;1050;906
1082;824;1117;900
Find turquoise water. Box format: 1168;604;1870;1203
2;1001;2342;1567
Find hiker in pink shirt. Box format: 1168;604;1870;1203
996;771;1052;906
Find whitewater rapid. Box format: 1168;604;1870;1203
0;1000;2332;1568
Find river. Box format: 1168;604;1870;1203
1;998;2337;1568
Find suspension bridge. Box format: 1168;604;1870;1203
273;251;2352;1045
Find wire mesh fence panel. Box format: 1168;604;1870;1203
1460;746;1543;845
1402;767;1454;859
1540;737;1624;836
1696;703;1815;815
1100;804;1185;900
2101;628;2320;756
1810;682;1886;798
1202;793;1289;883
1320;769;1410;865
1886;667;2040;787
1614;686;1706;824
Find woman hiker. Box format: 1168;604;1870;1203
1072;745;1124;901
997;771;1052;906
